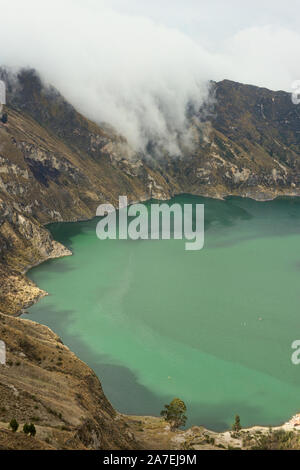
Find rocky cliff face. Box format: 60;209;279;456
0;69;300;449
0;70;174;315
0;71;299;314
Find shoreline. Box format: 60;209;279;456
15;244;73;317
20;189;288;315
18;189;300;435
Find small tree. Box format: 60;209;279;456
28;423;36;437
9;418;19;433
23;423;30;435
23;423;36;437
160;398;187;431
232;414;241;432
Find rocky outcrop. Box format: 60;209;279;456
0;196;71;315
124;414;300;450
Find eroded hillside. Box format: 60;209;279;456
0;312;139;450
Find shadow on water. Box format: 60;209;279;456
46;219;98;251
27;195;300;431
46;196;300;252
29;257;76;285
28;303;280;431
46;195;256;248
27;304;168;416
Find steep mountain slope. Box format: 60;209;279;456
0;69;300;449
0;312;138;450
0;70;175;315
1;71;299;314
211;80;300;193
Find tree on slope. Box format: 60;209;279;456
160;398;187;431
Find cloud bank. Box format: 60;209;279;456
0;0;299;153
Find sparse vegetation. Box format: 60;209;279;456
217;443;226;449
1;112;8;124
23;423;36;437
9;419;19;433
251;430;300;450
23;423;30;435
160;398;187;431
232;415;241;432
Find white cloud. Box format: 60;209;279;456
221;26;300;91
0;0;299;152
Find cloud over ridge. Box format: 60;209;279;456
0;0;299;153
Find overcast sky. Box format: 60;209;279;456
105;0;300;90
108;0;300;45
0;0;299;151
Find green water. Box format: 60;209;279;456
28;195;300;431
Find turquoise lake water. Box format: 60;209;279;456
28;195;300;431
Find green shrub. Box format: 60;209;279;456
232;415;241;432
23;423;36;437
160;398;187;430
252;430;300;450
9;419;19;433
